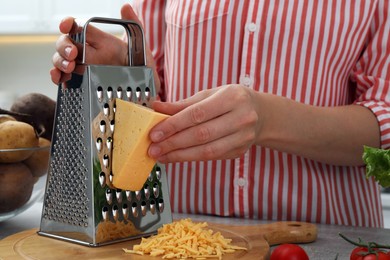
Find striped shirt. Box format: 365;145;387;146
133;0;390;227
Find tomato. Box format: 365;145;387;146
351;247;370;260
270;244;309;260
362;253;390;260
350;247;390;260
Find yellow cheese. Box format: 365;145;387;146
112;99;169;191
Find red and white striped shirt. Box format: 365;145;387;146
133;0;390;227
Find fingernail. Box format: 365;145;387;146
150;131;164;142
65;46;72;58
61;60;69;69
149;145;161;158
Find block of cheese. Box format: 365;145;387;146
112;99;169;191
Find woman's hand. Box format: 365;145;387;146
50;3;160;93
148;85;263;162
148;84;380;166
50;16;128;84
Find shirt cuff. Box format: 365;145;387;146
355;100;390;149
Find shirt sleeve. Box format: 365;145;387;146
352;0;390;149
131;0;167;101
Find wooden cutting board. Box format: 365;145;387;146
0;221;317;260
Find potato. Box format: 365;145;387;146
0;121;39;163
24;137;51;178
0;115;16;124
0;163;34;213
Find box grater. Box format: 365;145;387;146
38;17;172;246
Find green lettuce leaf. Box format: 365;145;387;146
363;145;390;188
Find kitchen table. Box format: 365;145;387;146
1;201;389;259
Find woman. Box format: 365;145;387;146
51;0;390;227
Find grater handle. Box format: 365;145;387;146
69;17;146;66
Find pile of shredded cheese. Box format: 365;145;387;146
96;220;140;243
123;218;247;259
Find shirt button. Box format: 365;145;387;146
241;76;252;86
247;22;257;32
236;178;246;187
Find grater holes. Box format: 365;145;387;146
144;184;150;199
112;205;119;221
96;138;103;152
103;103;110;116
99;120;106;133
126;87;133;100
153;182;160;198
156;166;161;180
106;189;113;204
42;86;89;226
131;202;138;217
158;198;165;213
110;120;115;132
126;190;132;202
106;137;113;150
150;200;156;214
122;203;129;219
99;172;106;187
115;189;123;203
134;190;141;201
145;87;151;101
102;206;109;221
148;172;153;182
136;87;141;101
141;201;147;216
103;154;109;168
107;86;113;100
117;86;123;99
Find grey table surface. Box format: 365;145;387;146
1;202;389;259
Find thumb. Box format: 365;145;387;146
120;3;142;25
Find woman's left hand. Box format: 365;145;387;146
148;84;263;163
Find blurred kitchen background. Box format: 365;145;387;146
0;0;130;108
1;0;389;228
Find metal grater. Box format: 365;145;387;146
38;17;172;246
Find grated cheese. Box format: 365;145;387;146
123;218;247;259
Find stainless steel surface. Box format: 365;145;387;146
38;17;172;246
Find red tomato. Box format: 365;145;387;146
350;247;370;260
363;253;390;260
350;247;390;260
270;244;309;260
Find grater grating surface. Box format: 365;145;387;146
38;17;172;246
43;87;90;227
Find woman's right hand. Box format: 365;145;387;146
50;16;129;85
50;3;153;86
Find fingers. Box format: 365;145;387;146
151;129;253;163
121;3;142;24
51;18;78;84
51;49;75;85
59;16;76;34
152;90;213;115
51;16;109;83
148;108;240;159
50;67;72;85
54;35;77;69
148;85;260;162
49;68;61;85
149;88;230;142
